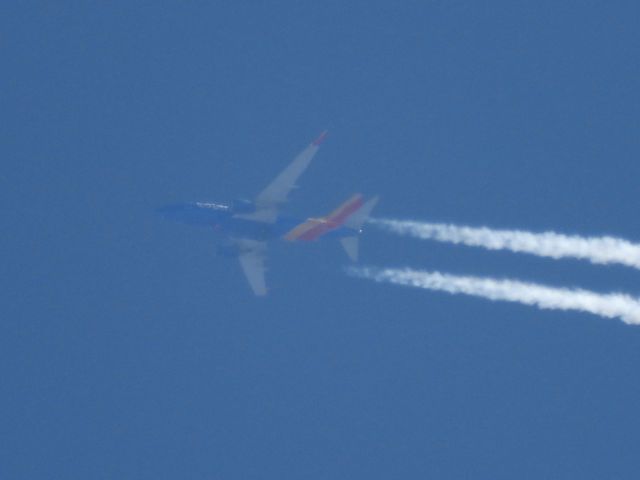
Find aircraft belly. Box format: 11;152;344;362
223;218;277;240
277;217;353;241
157;203;228;226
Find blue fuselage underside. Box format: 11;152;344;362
157;202;352;241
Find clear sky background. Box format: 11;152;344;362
3;1;640;478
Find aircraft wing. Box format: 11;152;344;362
235;238;268;296
245;131;327;223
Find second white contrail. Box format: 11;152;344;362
348;266;640;325
370;219;640;270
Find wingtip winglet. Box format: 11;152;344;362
312;130;328;146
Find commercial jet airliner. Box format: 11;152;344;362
158;132;378;295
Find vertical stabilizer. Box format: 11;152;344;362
340;237;359;262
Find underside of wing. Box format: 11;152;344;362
240;132;327;223
235;239;268;296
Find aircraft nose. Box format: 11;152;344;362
155;204;184;219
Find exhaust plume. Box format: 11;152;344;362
370;219;640;270
348;266;640;325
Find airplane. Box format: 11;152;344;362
157;132;378;296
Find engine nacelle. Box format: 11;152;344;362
231;198;255;214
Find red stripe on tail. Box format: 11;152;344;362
297;195;364;241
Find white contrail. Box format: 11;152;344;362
370;219;640;270
348;266;640;325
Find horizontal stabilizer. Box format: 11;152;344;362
340;236;359;262
345;196;379;231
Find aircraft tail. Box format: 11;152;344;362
343;195;379;231
283;194;379;253
340;236;359;262
338;195;379;262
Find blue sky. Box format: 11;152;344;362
3;1;640;478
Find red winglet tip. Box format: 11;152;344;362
312;130;328;146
